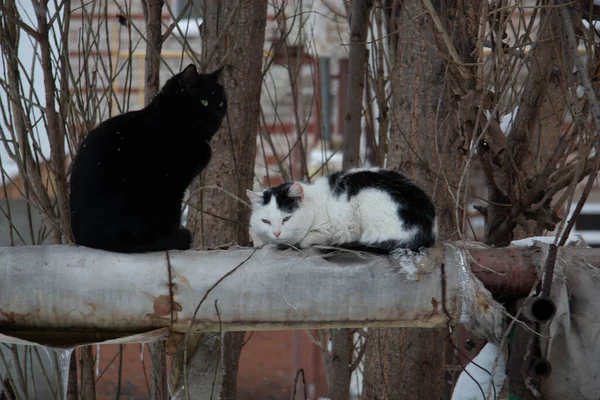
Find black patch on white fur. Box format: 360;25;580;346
332;240;401;254
261;190;272;205
328;169;436;251
263;182;301;213
327;171;344;189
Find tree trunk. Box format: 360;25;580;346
168;333;221;399
187;3;266;249
362;328;448;398
35;0;70;242
80;347;96;400
362;1;481;399
326;329;354;400
186;1;268;398
342;0;373;170
141;2;168;398
148;341;168;400
480;5;573;398
482;4;571;246
67;353;77;400
141;0;164;107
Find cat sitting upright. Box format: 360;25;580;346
69;64;227;253
247;168;437;253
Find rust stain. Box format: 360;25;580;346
0;310;17;325
0;309;34;325
406;297;445;324
172;271;191;288
470;248;537;297
152;295;171;316
149;294;182;318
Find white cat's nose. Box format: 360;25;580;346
274;231;281;238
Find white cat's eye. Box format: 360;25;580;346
219;101;223;107
201;100;208;107
282;216;291;222
261;219;270;225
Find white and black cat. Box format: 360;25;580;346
69;64;227;253
247;167;437;253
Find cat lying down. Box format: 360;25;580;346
247;167;437;254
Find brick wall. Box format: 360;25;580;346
94;330;328;400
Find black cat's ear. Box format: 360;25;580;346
212;66;224;77
211;66;225;84
180;64;200;88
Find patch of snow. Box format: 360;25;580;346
0;157;19;180
451;343;506;400
96;344;100;376
511;235;585;247
582;18;600;31
499;106;518;135
308;148;343;171
173;17;203;37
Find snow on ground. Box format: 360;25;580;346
451;342;506;400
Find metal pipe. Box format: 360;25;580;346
529;357;552;380
4;243;587;347
0;244;472;346
520;296;557;323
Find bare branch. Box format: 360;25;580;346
342;0;373;169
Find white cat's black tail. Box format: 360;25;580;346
334;230;436;254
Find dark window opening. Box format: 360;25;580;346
575;213;600;231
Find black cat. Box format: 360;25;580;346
69;64;227;253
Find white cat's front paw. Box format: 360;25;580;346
298;232;327;248
390;248;414;258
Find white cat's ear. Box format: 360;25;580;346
287;183;304;200
246;189;264;206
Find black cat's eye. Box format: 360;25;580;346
261;219;270;225
282;216;291;223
